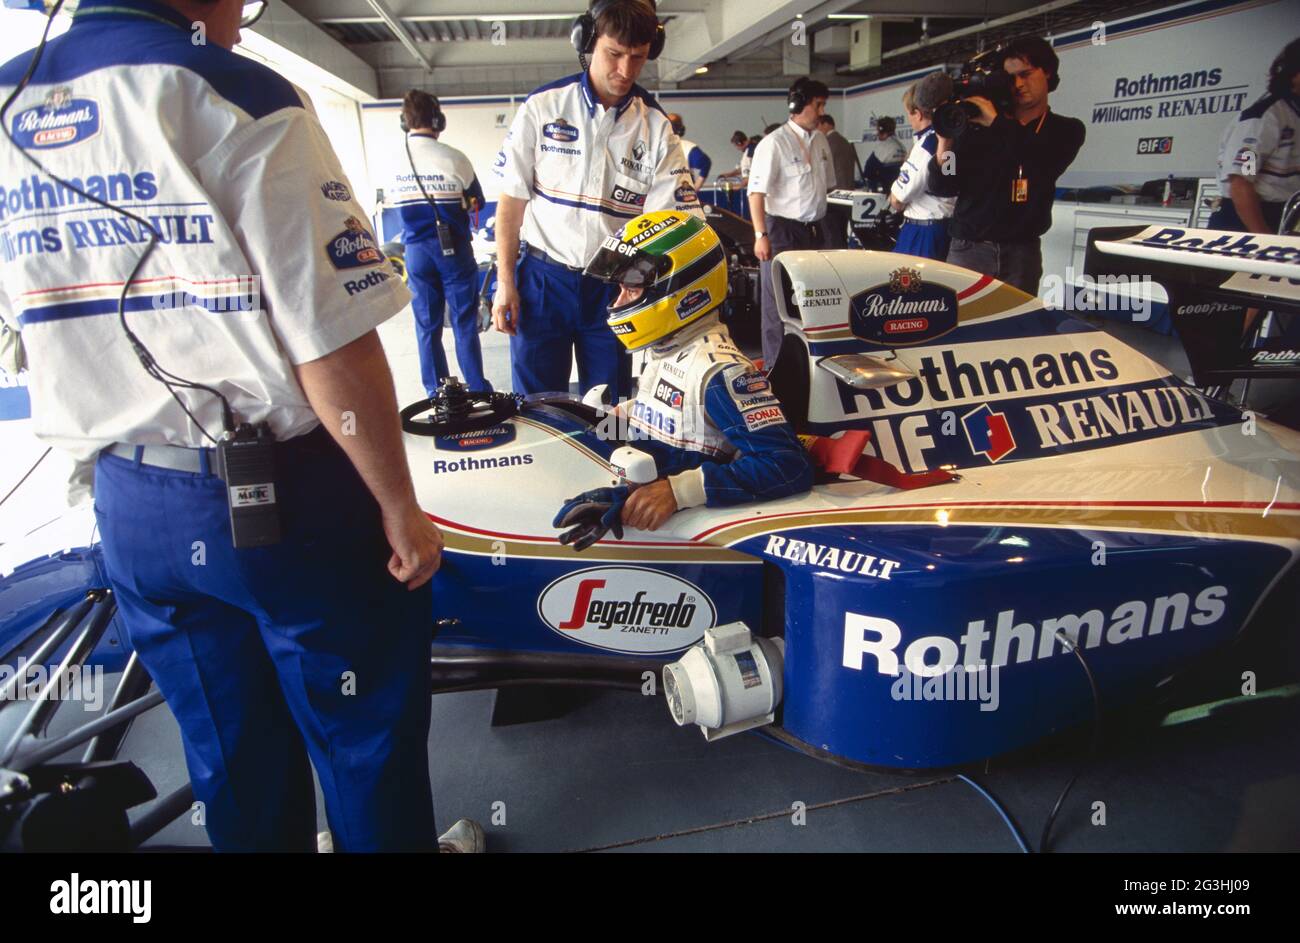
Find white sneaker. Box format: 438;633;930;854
438;818;486;853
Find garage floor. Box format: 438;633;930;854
23;299;1298;853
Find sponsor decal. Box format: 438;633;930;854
842;584;1229;676
493;151;507;169
543;119;579;142
1251;349;1300;364
343;269;391;296
763;535;900;579
1233;146;1254;164
432;453;534;473
230;483;275;508
653;378;684;409
11;89;99;149
661;359;688;380
1092;68;1247;124
434;424;517;451
962;403;1017;463
539;143;581;156
674;183;698;203
611;185;646;207
836;345;1122;416
325;217;382;270
734;392;778;410
1174;300;1242;316
1127;227;1300;264
850;277;958;346
730;371;770;395
676;288;711;320
889;267;923;294
610;321;635;335
629;215;678;246
632;140;646;162
628;398;676;435
321;180;351;201
537;566;716;654
798;286;843;309
1136;136;1173;155
743;405;786;430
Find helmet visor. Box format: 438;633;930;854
584;237;673;288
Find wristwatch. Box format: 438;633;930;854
754;230;768;238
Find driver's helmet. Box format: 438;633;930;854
582;210;727;351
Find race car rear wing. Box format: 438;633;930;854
1084;225;1300;387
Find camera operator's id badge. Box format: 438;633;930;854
1012;166;1029;203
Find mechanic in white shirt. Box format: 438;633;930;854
890;73;957;260
490;0;702;400
1209;38;1300;234
0;0;479;853
716;130;755;185
381;90;490;396
747;77;834;367
668;113;712;190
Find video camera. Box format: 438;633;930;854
931;49;1016;139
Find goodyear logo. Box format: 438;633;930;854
12;94;100;149
543;120;579;142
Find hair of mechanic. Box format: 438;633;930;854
668;113;685;136
819;114;836;129
911;71;954;118
593;0;660;49
762;123;781;135
787;76;830;114
876;115;896;135
730;129;748;146
1268;37;1300;96
402;90;442;132
1000;35;1061;92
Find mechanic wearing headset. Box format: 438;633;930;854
748;76;835;369
553;211;814;549
491;0;703;401
383;90;490;396
0;0;481;852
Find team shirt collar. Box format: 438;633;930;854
71;0;193;31
580;69;635;119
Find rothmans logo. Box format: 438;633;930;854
11;88;100;149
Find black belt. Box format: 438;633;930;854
769;214;821;232
524;244;585;273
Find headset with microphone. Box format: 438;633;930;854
787;77;813;115
570;0;664;66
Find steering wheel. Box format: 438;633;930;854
401;377;522;437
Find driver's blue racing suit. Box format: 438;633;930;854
615;314;813;509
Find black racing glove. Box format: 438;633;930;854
552;486;630;552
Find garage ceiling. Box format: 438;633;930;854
278;0;1174;99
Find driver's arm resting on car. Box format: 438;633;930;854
656;365;814;512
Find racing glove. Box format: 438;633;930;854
553;486;629;551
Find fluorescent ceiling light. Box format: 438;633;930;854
695;65;708;74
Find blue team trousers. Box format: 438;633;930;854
92;427;436;852
407;239;490;394
509;251;627;400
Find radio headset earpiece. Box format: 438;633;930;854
571;0;664;64
399;112;408;132
788;78;809;115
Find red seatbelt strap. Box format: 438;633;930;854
802;431;957;490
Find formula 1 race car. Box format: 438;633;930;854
2;230;1298;849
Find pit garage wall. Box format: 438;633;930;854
843;0;1299;188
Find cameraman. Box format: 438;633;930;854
927;37;1085;295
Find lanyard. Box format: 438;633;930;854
785;122;812;168
1013;110;1050;202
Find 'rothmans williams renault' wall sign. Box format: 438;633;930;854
849;267;958;346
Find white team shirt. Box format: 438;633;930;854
747;120;834;222
1215;93;1300;204
382;135;479;213
493;72;704;268
864;135;908;167
0;3;409;499
890;127;955;221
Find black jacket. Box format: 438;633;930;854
926;109;1085;242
